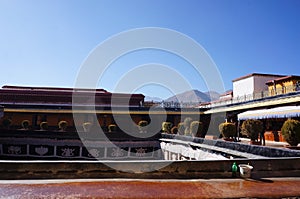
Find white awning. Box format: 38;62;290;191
237;106;300;120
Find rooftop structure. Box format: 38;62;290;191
232;73;284;98
201;73;300;111
0;85;145;107
266;75;300;96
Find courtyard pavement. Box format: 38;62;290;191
0;178;299;198
0;138;298;198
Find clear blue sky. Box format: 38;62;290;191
0;0;299;99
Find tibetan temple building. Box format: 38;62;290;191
0;85;202;131
0;85;202;160
0;85;145;130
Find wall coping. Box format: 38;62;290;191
161;133;300;158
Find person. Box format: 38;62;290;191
260;122;266;146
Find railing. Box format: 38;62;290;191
145;85;300;109
207;90;269;108
201;84;300;109
144;101;200;108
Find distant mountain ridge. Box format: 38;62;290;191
164;90;220;103
144;90;220;103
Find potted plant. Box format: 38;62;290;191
58;120;68;131
2;118;12;129
219;122;236;141
40;121;48;131
183;117;193;136
108;124;117;133
83;122;92;132
190;121;203;137
241;119;263;145
138;120;148;133
281;119;300;148
171;126;178;134
21;120;30;130
162;122;172;134
177;122;185;135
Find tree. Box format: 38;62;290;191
241;119;263;142
281;119;300;146
219;122;236;139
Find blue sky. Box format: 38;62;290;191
0;0;299;99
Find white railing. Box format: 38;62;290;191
145;85;300;109
201;85;300;109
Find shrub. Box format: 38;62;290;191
83;122;92;132
171;126;178;134
183;117;193;136
40;122;48;130
108;124;117;132
190;121;203;137
138;120;148;127
162;122;172;133
281;119;300;146
241;119;263;141
58;120;68;131
177;122;185;135
21;120;30;129
2;118;12;129
138;120;148;133
219;122;236;139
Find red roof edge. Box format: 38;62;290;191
2;85;108;93
266;75;300;84
232;73;285;82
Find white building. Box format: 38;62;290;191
232;73;284;98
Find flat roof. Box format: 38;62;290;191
266;75;300;84
2;85;109;93
232;73;285;82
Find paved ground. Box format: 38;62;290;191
0;178;300;198
1;140;298;198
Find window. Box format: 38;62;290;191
296;81;300;91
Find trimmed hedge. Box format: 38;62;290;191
190;121;203;137
162;122;172;133
219;122;236;138
281;119;300;146
241;119;263;141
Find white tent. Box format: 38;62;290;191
237;106;300;120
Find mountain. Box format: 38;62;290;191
164;90;220;103
204;91;221;101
